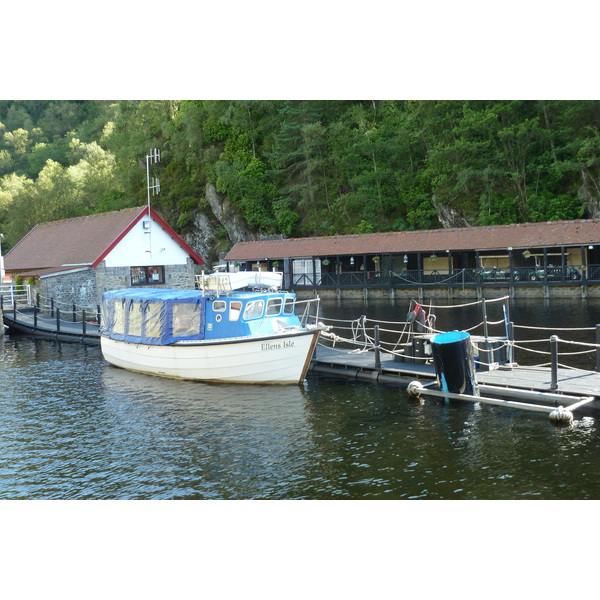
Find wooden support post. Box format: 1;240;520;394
374;325;381;371
34;305;38;328
56;307;61;333
72;303;76;323
82;310;86;336
596;325;600;372
550;335;558;391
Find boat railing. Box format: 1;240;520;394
294;296;321;329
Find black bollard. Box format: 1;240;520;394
431;331;479;397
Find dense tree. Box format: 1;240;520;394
1;99;600;254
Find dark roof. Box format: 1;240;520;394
5;206;204;276
225;220;600;261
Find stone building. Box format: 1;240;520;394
3;206;204;309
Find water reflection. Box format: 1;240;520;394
100;367;316;500
2;297;600;501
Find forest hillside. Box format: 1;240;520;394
1;100;599;263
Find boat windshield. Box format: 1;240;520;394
243;300;264;320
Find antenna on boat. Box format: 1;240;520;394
145;148;161;256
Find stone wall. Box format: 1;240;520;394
41;269;98;311
41;259;203;310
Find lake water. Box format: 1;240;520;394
2;296;600;501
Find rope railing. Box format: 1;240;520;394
514;323;595;332
317;297;600;374
412;295;510;311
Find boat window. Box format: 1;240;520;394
230;301;242;322
113;302;126;334
213;300;226;312
283;298;295;315
145;303;163;338
266;298;283;316
172;303;201;337
243;300;264;320
128;302;143;337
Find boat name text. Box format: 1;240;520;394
261;340;295;351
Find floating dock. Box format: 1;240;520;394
310;345;600;401
310;296;600;422
310;345;600;419
2;307;100;344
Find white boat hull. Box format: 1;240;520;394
100;329;320;384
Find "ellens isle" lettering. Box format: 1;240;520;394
261;340;295;351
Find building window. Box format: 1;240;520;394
131;266;165;286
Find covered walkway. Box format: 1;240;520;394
224;219;600;296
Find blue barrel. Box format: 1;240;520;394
431;331;479;396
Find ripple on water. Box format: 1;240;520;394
2;334;600;499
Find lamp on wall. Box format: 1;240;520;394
403;254;408;264
350;257;355;266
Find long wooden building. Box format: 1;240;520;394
224;219;600;298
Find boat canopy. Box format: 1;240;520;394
101;288;207;345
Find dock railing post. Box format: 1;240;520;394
56;307;61;333
72;303;76;323
596;325;600;372
34;304;38;328
481;298;489;340
82;310;86;336
550;335;558;391
374;325;381;371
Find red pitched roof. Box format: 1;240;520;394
225;220;600;260
5;206;204;275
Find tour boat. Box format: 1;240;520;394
99;272;323;384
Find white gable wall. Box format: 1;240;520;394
104;215;190;267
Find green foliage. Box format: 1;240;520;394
1;100;600;254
